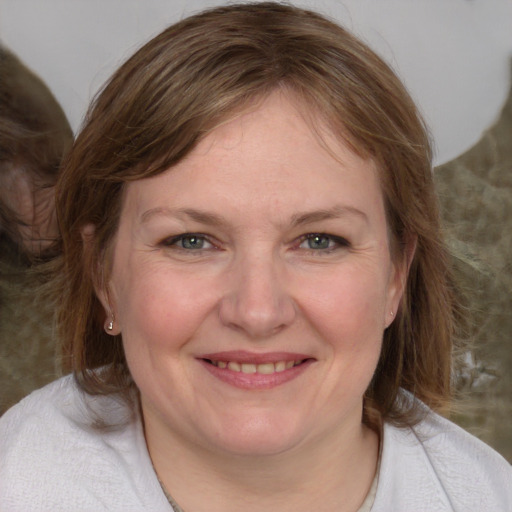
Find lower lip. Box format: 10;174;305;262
198;359;314;390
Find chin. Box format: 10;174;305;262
203;413;310;457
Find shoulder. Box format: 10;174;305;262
374;405;512;512
0;374;128;450
0;375;170;511
0;375;82;450
412;409;511;486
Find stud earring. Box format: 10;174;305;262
105;313;115;333
390;310;394;318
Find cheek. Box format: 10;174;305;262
307;272;386;331
300;268;389;354
113;263;217;355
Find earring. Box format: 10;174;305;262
390;310;394;318
105;314;115;333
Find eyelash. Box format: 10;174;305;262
161;233;214;251
161;232;350;253
297;233;350;253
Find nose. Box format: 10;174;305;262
218;253;297;339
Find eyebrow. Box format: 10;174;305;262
140;205;368;228
289;206;368;227
140;207;228;227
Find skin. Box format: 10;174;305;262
97;91;409;511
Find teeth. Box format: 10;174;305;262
211;360;304;374
256;363;275;374
241;363;256;374
275;361;286;372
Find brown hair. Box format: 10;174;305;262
0;46;72;259
55;2;463;427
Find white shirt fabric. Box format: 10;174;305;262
0;375;510;511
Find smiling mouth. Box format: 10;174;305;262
204;359;307;375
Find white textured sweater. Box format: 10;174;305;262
0;376;510;511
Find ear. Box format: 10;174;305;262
81;223;121;335
385;233;417;328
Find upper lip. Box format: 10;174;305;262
198;350;313;364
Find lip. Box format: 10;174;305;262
197;351;315;390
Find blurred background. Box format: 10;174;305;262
1;0;511;460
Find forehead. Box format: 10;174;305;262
122;91;385;225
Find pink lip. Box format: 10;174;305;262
197;351;315;390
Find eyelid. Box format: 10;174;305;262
160;232;349;251
161;232;215;250
297;233;350;250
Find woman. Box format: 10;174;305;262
0;3;510;510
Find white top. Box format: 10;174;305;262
0;375;510;511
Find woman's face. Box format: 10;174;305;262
104;92;407;457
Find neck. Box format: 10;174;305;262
145;416;379;512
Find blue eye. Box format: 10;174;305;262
299;234;348;251
181;235;206;249
164;234;212;250
305;234;331;250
